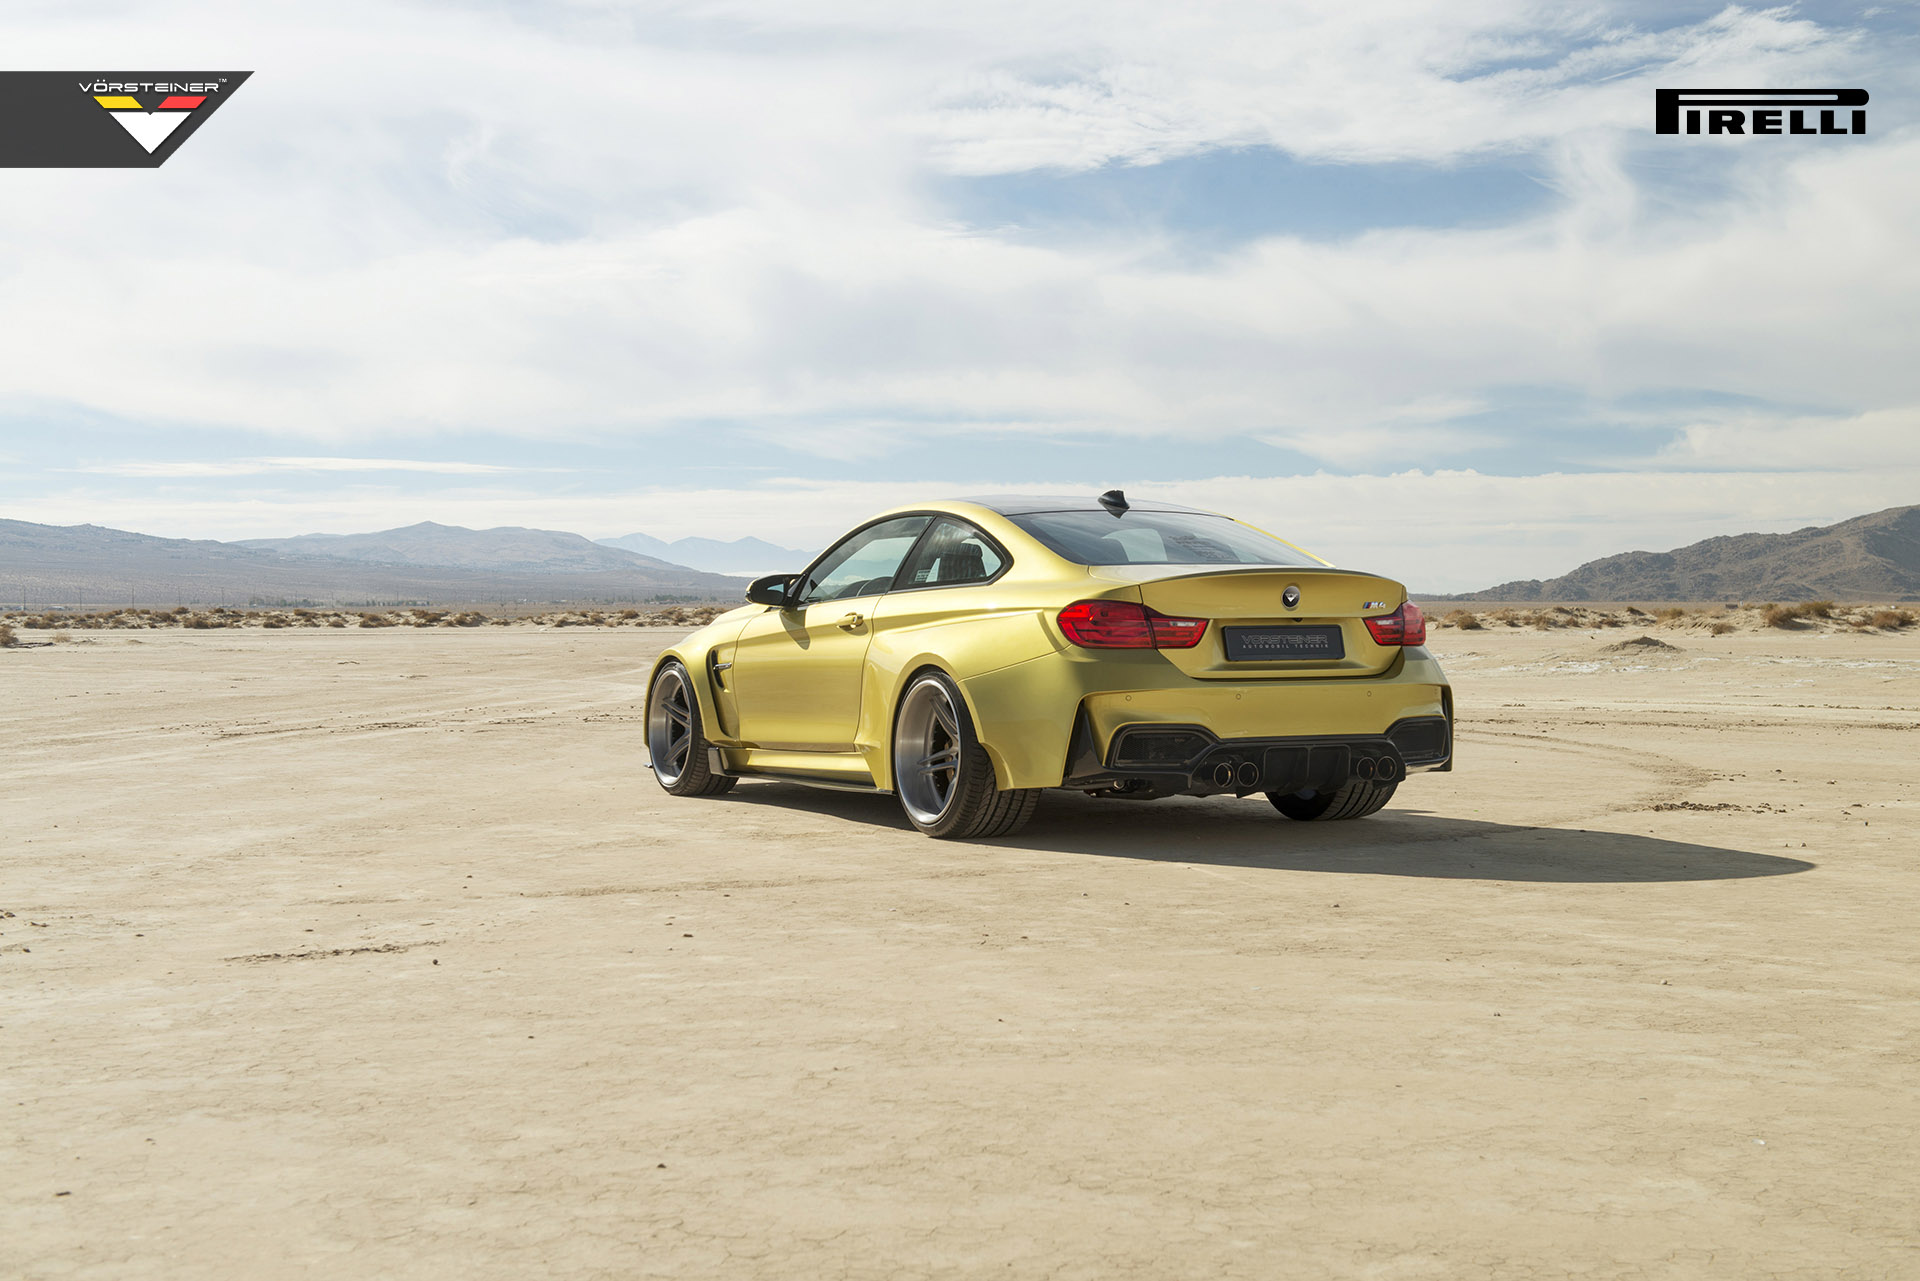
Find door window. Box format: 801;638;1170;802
896;519;1005;589
796;516;932;604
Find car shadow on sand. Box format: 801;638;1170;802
714;784;1815;884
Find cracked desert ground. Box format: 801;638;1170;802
5;624;1917;1280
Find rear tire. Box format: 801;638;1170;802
647;661;735;797
892;671;1040;839
1268;778;1396;821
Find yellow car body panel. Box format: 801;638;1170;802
648;498;1452;794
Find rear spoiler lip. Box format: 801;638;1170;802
1086;563;1404;590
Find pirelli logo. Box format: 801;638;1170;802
1656;89;1868;136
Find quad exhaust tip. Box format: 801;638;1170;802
1198;750;1399;792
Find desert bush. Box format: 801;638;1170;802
1444;610;1484;630
1654;607;1687;623
1761;604;1799;628
1868;609;1913;629
1796;599;1835;619
1624;606;1648;617
262;618;286;628
358;612;393;628
1710;621;1736;635
619;609;640;620
0;623;16;648
52;631;72;643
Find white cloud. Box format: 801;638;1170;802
70;457;528;477
1655;405;1920;470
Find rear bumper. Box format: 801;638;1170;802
957;645;1452;790
1062;716;1451;797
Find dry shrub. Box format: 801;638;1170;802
0;623;16;649
1761;604;1799;628
619;609;640;620
52;631;73;643
1654;607;1687;623
1710;621;1736;635
172;605;190;615
328;617;347;628
1869;609;1914;629
1623;606;1648;617
262;618;286;629
358;612;393;628
1798;599;1836;619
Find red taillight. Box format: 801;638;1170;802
1364;601;1426;647
1058;600;1209;649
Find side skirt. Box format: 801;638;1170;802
707;747;890;794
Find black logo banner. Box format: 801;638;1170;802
1655;89;1867;136
0;71;252;167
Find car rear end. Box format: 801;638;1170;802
1059;564;1451;797
949;500;1451;801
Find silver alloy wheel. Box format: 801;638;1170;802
894;677;962;825
647;665;696;786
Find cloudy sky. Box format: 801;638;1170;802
1;1;1915;590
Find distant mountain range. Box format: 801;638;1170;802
596;531;810;574
238;521;692;575
0;519;747;607
11;505;1918;610
1452;504;1920;602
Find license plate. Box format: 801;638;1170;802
1222;625;1345;661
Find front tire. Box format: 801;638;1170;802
647;661;735;797
1268;778;1396;821
891;672;1039;839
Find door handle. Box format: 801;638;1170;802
836;612;865;631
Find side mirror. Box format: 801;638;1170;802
745;573;798;608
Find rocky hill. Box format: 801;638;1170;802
1458;505;1920;602
0;519;744;607
597;531;808;574
238;521;688;575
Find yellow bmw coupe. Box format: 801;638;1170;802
646;492;1451;838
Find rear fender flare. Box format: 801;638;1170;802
872;661;1006;793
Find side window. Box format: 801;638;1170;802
896;519;1006;589
796;516;932;605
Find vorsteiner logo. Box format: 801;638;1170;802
0;71;252;166
1655;89;1867;136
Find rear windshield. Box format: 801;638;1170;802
1008;510;1318;566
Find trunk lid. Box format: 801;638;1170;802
1109;566;1407;679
